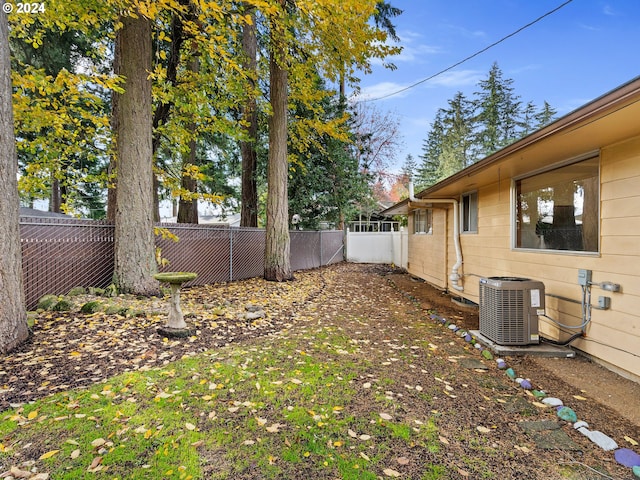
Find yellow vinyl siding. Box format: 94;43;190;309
407;135;640;380
408;208;447;288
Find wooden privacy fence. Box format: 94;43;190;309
19;216;344;310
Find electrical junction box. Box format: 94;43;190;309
578;269;592;286
598;296;611;310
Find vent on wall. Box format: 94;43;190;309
479;277;544;346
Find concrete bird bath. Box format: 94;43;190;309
154;272;197;338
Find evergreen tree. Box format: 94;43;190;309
474;62;522;159
437;91;475;177
417;62;557;184
289;83;369;230
417;111;444;189
112;12;158;295
400;154;417;183
520;100;537;137
535;101;557;129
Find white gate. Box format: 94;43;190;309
345;228;407;268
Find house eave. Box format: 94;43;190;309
382;74;640;212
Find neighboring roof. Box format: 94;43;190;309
19;207;72;218
383;75;640;216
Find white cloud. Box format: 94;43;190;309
350;69;483;103
350;82;411;102
508;64;542;75
603;4;617;16
370;30;442;67
442;24;486;39
426;69;484;88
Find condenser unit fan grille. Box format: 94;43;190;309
479;277;543;346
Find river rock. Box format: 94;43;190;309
632;465;640;478
532;390;546;399
245;310;266;321
481;350;493;360
557;406;577;423
496;359;507;370
245;303;263;312
505;368;516;379
542;397;563;407
615;448;640;468
520;379;533;390
573;421;589;429
588;431;618;451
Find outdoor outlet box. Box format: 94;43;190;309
598;296;611;310
578;269;592;286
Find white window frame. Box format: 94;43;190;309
460;191;478;233
413;209;433;234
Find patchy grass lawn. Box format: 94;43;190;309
0;263;635;479
1;324;439;479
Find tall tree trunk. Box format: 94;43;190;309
0;12;29;352
177;57;199;224
240;7;258;227
112;14;158;295
50;174;61;213
106;78;119;224
151;11;187;223
264;18;292;281
177;155;198;223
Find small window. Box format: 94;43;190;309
414;209;432;234
461;192;478;233
515;156;599;252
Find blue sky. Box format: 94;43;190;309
350;0;640;174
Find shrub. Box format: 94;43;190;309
80;301;103;314
67;286;86;296
36;294;58;311
52;299;73;312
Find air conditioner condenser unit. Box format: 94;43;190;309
479;277;545;346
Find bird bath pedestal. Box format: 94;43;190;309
154;272;198;338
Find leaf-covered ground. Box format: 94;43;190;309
0;263;638;479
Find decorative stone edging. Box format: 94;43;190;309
430;313;640;478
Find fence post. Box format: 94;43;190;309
319;231;323;266
229;228;233;281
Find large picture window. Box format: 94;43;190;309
516;156;599;252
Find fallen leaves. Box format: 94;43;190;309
625;435;638;446
7;466;49;479
265;423;283;433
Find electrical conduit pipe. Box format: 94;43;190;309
408;182;464;292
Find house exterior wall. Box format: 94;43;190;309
407;209;447;288
409;135;640;381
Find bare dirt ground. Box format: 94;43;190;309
386;269;640;429
1;262;639;479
